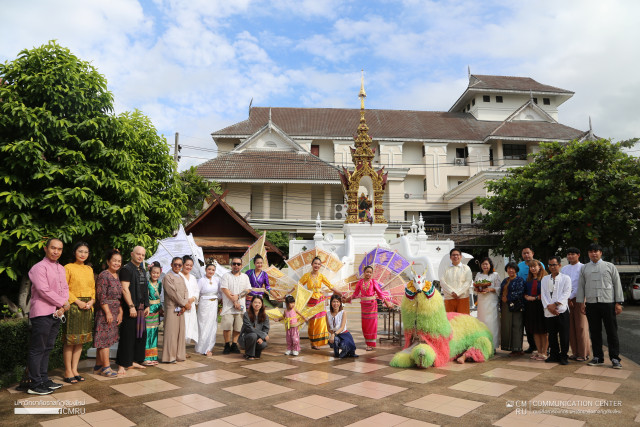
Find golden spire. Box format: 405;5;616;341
359;69;366;110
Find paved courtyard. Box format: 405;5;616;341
2;306;639;426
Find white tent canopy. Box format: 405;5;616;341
146;224;224;280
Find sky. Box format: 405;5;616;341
2;0;639;169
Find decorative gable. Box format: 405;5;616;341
233;116;305;153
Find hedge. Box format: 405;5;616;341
0;318;91;389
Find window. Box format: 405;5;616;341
483;95;490;102
472;98;475;106
503;144;527;160
234;143;240;148
496;95;503;103
423;178;427;192
543;97;550;105
422;145;426;157
310;144;319;156
455;147;468;158
466;104;470;111
265;141;277;148
532;97;538;104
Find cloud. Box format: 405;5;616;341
1;0;638;173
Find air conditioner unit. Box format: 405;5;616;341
334;204;348;220
455;158;466;166
404;193;410;199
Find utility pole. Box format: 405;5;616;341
174;132;181;164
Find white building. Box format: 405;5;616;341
197;74;591;236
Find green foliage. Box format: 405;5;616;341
477;139;640;261
0;318;91;388
0;41;187;283
265;231;291;258
180;166;220;222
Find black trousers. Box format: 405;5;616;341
28;315;61;385
586;302;620;361
116;314;146;367
242;332;267;357
545;311;570;360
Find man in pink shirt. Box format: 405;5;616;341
26;238;70;395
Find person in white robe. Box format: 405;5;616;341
474;257;501;350
179;256;199;345
195;263;221;355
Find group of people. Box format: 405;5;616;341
26;237;624;396
441;245;624;369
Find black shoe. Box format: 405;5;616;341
588;357;604;366
27;384;54;395
230;343;241;354
545;357;560;363
611;358;622;369
560;359;569;365
524;347;536;354
44;380;63;390
223;343;231;355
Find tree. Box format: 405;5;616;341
477;139;640;262
0;42;187;314
180;166;221;222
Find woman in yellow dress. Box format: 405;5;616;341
298;257;342;349
63;242;96;383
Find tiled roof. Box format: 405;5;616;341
469;75;573;94
196;150;340;181
489;121;584;140
214;108;498;141
212;107;584;142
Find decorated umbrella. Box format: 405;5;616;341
285;247;344;283
241;233;267;273
345;247;411;306
264;265;298;301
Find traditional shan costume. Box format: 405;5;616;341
144;280;162;362
351;278;391;348
299;272;334;347
245;269;270;309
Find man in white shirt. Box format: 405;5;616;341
440;248;473;314
561;247;590;361
541;256;572;365
220;257;251;354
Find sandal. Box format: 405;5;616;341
366;347;374;351
576;357;587;362
99;367;118;377
534;354;547;361
74;375;85;382
63;377;78;384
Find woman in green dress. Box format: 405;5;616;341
144;264;163;365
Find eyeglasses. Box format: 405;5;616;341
232;262;241;266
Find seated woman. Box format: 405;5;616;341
327;294;357;358
240;295;270;360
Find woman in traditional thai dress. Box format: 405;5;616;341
473;257;501;350
63;242;95;383
195;263;221;355
347;265;393;351
524;259;549;360
500;262;526;356
143;264;163;365
179;256;199;349
245;254;270;310
93;249;123;377
297;257;342;349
